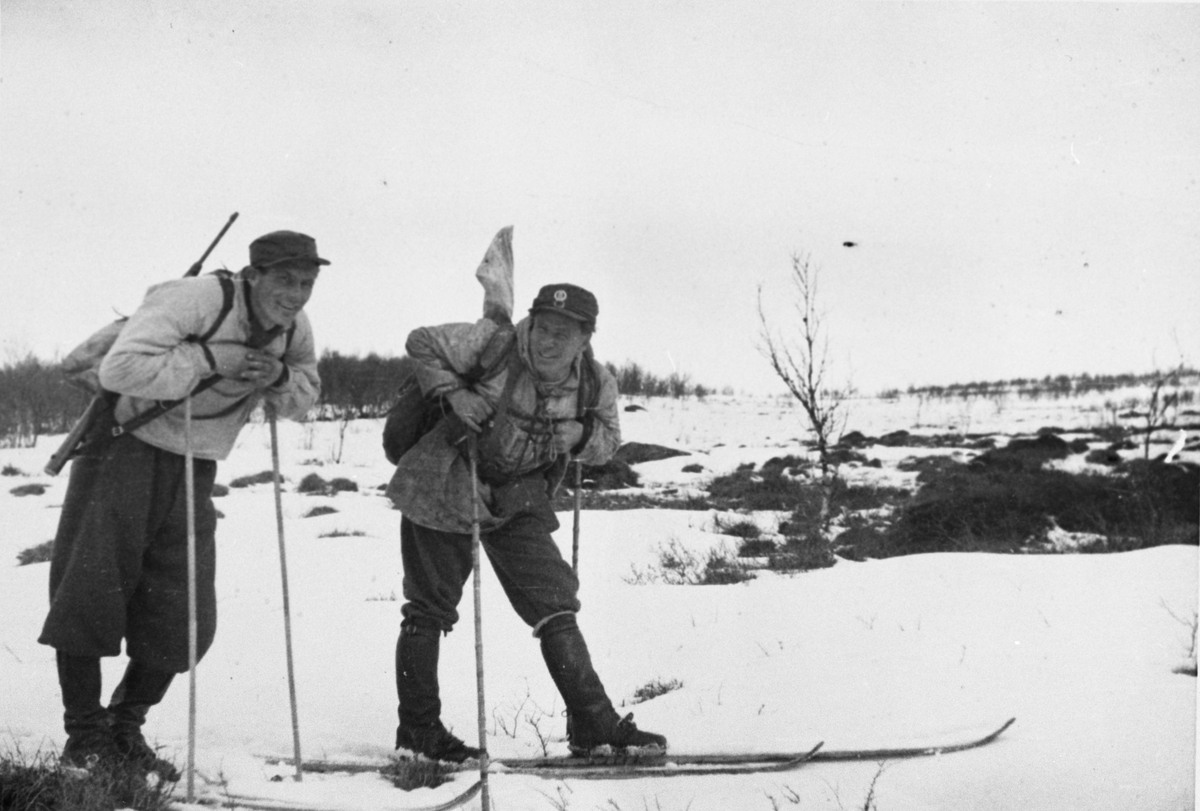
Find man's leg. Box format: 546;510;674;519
125;450;218;673
537;614;667;755
40;436;157;767
394;517;481;762
482;478;666;755
106;447;217;780
107;661;180;781
56;651;118;767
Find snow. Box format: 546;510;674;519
1;391;1196;810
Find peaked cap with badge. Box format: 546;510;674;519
529;283;599;330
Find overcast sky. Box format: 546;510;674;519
2;2;1197;395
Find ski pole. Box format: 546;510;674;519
184;396;198;803
468;434;490;811
571;460;582;575
269;405;304;782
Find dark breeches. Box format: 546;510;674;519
400;475;580;633
38;434;218;673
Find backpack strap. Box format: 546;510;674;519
483;341;526;431
570;348;601;455
471;324;517;385
184;271;235;373
468;344;530;483
194;270;235;342
112;272;269;437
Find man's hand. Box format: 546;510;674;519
447;389;495;432
553;420;584;455
209;345;284;389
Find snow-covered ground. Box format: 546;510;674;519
1;391;1196;810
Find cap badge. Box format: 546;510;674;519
554;290;568;307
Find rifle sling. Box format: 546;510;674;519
112;320;287;438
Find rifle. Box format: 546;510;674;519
44;212;239;475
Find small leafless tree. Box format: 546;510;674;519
757;251;851;476
1142;363;1183;459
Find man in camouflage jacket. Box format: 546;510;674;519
387;283;666;762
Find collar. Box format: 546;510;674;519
241;278;279;348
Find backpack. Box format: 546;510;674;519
382;326;602;466
62;270;236;394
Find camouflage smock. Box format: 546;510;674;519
387;316;620;534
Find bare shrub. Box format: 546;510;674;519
229;470;282;488
712;515;761;539
380;756;458;790
757;252;851;476
625;538;754;586
297;472;328;493
318;529;366;538
17;540;54;566
631;678;683;704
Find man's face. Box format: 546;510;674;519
247;264;320;328
530;312;590;380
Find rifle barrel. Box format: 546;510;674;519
185;212;239;277
44;395;104;476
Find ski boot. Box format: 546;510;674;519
538;614;668;761
396;721;483;764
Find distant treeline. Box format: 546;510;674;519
4;349;1193;447
0;351;720;446
311;353;721;418
0;355;90;447
602;360;725;400
880;367;1200;401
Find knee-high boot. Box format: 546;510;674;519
394;621;481;762
538;614;667;754
395;621;442;733
56;651;117;766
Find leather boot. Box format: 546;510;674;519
56;651;118;768
395;621;482;763
538;614;667;756
108;660;180;781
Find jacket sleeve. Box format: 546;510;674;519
263;311;320;420
405;320;499;398
574;362;621;466
98;279;220;400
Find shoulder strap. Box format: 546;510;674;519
471;324;517;384
194;271;235;343
480;338;524;428
112;272;277;438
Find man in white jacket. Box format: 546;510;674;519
39;230;326;778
